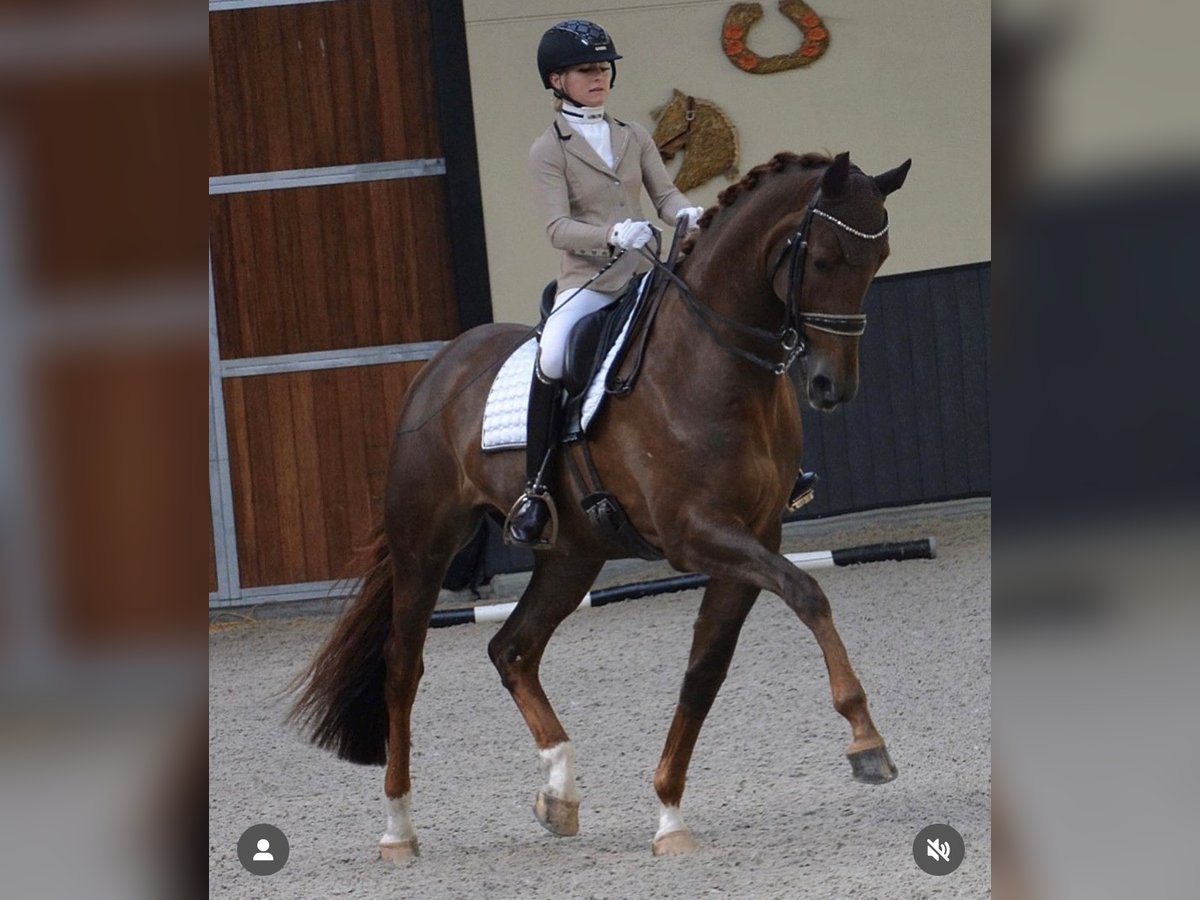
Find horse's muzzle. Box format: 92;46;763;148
807;372;857;411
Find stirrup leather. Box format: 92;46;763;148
503;487;560;548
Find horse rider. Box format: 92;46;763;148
502;19;702;545
505;19;816;545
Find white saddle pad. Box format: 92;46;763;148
481;273;651;452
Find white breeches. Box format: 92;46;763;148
537;287;620;380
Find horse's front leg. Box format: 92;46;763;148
670;520;897;793
653;578;758;856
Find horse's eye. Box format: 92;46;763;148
813;257;832;273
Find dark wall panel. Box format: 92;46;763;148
794;262;991;519
210;178;459;359
223;362;422;589
960;267;991;493
209;0;442;176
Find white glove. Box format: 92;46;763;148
609;219;653;251
676;206;704;232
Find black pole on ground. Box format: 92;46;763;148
430;537;935;628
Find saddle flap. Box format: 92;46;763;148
561;274;645;398
562;308;612;397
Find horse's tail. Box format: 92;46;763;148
287;525;393;766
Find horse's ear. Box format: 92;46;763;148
821;152;851;198
874;159;912;196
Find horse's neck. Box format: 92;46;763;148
676;183;802;332
676;224;777;336
650;262;779;405
647;170;815;398
648;277;806;485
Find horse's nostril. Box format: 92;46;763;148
808;374;840;410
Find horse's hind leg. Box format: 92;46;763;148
652;578;758;856
377;555;437;863
487;554;604;837
379;511;480;864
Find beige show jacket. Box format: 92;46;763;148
528;112;691;293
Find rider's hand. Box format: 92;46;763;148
676;206;704;232
609;219;654;251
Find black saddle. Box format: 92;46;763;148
538;276;646;404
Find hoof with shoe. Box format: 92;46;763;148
379;838;420;863
534;789;579;836
652;829;698;857
847;743;898;784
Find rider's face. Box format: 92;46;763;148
552;63;612;107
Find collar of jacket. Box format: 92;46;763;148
554;113;630;175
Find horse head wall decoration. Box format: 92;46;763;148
651;89;739;193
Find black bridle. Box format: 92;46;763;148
644;190;888;375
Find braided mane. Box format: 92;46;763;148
678;151;831;259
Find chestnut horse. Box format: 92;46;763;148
290;151;912;860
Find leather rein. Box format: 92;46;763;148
642;190;889;376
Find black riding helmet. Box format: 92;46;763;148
537;20;622;91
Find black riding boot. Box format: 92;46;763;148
505;367;565;545
788;470;820;510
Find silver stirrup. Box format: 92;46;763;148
502;489;560;548
787;485;816;511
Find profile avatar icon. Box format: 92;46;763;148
237;823;289;875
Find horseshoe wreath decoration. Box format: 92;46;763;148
722;0;830;74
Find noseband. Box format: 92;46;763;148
660;189;889;376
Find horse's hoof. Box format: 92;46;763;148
379;838;420;863
652;828;698;857
534;790;579;836
847;743;898;784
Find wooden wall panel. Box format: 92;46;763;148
223;362;424;589
35;341;206;643
210;177;459;358
209;0;442;176
3;64;205;292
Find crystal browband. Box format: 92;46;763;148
812;208;888;240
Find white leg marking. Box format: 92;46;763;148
655;803;688;840
380;793;417;844
537;741;579;802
